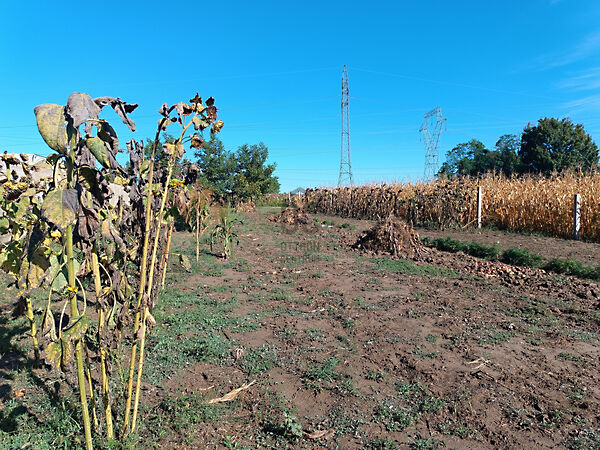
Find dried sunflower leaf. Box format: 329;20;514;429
41;189;78;232
205;105;218;121
190;134;205;149
174;102;194;121
66;92;101;128
211;120;224;133
192;116;210;131
33;104;78;154
97;121;119;151
189;93;202;104
60;337;73;371
158;103;170;117
94;96;138;131
40;302;57;341
63;315;89;341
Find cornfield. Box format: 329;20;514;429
302;172;600;242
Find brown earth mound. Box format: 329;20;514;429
236;201;256;213
268;207;310;225
353;216;423;258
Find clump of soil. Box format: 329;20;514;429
353;217;423;258
268;207;310;225
236;201;256;213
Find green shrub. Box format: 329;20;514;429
543;258;600;280
426;235;600;282
424;237;499;260
501;248;544;267
465;241;500;260
429;237;465;253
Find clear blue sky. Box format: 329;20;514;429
1;1;599;192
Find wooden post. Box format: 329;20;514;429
477;186;482;229
573;193;581;240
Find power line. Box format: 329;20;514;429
351;67;561;101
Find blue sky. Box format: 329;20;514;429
1;1;599;192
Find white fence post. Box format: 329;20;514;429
477;186;483;229
573;193;581;240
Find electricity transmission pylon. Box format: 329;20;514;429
338;65;354;187
420;106;446;180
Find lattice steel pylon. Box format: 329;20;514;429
338;65;354;187
420;106;446;180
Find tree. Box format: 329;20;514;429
231;142;279;202
194;137;279;203
494;134;520;176
519;118;599;175
438;139;499;177
195;135;236;199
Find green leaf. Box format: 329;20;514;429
106;302;118;329
45;254;75;291
63;315;89;341
177;253;192;272
0;216;9;233
44;341;62;368
119;277;133;300
12;197;31;221
86;137;112;169
0;241;22;276
140;159;151;178
33;104;77;154
41;189;78;232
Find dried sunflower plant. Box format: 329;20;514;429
0;92;223;448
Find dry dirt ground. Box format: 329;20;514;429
1;207;599;449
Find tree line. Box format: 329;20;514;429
145;135;280;203
439;117;599;177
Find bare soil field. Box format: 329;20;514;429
1;207;599;449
